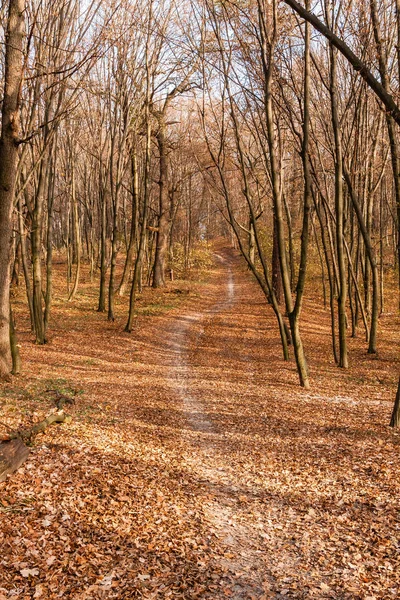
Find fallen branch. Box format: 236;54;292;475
6;411;72;443
0;410;72;483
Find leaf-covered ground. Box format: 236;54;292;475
1;246;399;599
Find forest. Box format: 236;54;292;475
0;0;399;598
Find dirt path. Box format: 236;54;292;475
1;245;399;599
165;251;266;597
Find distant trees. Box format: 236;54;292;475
0;0;398;424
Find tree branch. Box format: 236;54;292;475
282;0;400;126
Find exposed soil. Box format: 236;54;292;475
0;245;399;599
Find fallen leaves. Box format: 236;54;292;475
0;250;399;598
20;567;39;577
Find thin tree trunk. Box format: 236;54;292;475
9;305;20;375
289;0;312;387
283;192;295;291
312;188;338;364
98;187;107;312
343;166;379;353
271;216;282;305
329;41;348;368
344;239;369;341
119;151;139;296
68;162;81;301
11;236;20;286
379;183;385;315
153;121;170;288
258;0;310;387
312;217;327;307
31;159;47;344
126;28;152;331
18;196;34;330
44;152;55;332
108;174;120;321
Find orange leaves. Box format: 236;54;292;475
1;249;399;598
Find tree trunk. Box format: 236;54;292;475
68;162;81;301
0;0;25;376
248;217;255;265
11;237;20;287
272;216;282;305
312;189;338;364
390;377;400;427
9;305;20;375
153;122;170;288
107;178;120;321
119;151;139;296
44;152;55;331
258;0;310;388
329;41;348;368
31;158;48;344
98;186;107;312
343;166;379;353
126;57;152;331
18;195;34;330
289;1;312;387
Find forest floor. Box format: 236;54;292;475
0;244;399;599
